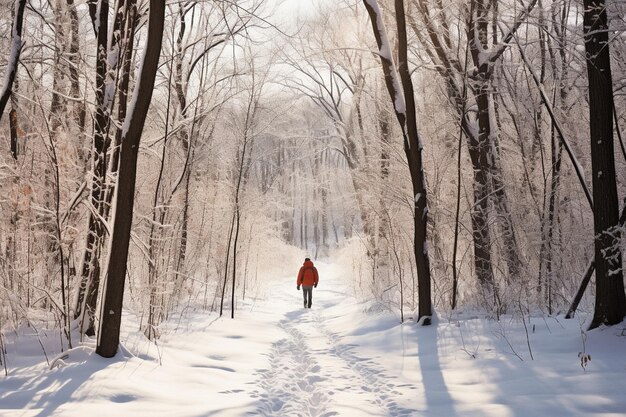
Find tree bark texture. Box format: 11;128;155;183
583;0;626;328
394;0;432;322
75;0;110;326
0;0;27;124
363;0;432;322
97;0;166;358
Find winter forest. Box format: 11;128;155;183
0;0;625;416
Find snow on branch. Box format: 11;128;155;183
0;0;27;123
473;0;538;71
362;0;406;123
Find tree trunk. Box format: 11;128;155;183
96;0;166;358
75;0;110;326
394;0;432;322
363;0;432;323
66;0;85;131
0;0;27;123
466;122;496;292
104;0;137;219
9;108;19;160
583;0;626;329
468;0;502;294
231;209;241;319
77;0;137;332
50;0;67;133
220;210;236;317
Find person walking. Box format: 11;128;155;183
297;258;319;308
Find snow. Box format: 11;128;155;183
476;50;495;69
2;262;626;416
103;45;120;111
121;50;144;137
95;1;102;37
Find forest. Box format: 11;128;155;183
0;0;625;415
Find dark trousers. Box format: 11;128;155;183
302;286;313;308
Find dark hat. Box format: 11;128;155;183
305;257;311;261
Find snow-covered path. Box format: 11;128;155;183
248;274;416;417
2;261;626;417
0;263;419;417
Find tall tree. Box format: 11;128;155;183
75;0;110;335
97;0;166;358
583;0;626;328
76;0;138;336
363;0;432;323
0;0;27;123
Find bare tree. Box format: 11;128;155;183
97;0;166;358
0;0;27;123
583;0;626;328
75;0;139;336
362;0;432;323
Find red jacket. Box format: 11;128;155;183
297;260;319;287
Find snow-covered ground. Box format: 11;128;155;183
1;262;625;416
